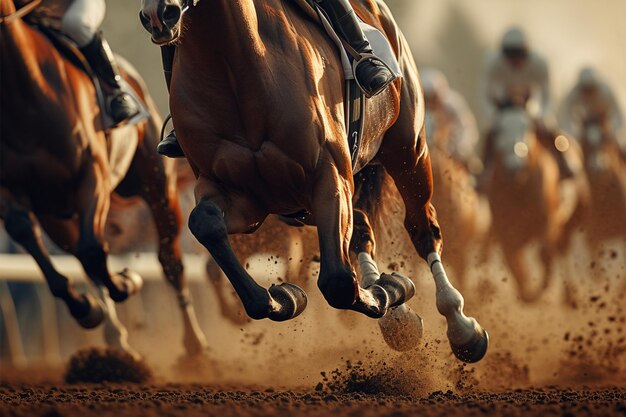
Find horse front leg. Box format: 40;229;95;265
382;145;488;363
0;190;104;329
74;165;143;303
189;179;307;322
72;165;143;358
312;162;414;318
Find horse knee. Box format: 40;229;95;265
188;200;227;245
318;267;358;310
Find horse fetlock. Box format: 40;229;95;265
76;241;107;267
362;284;389;318
244;299;272;320
74;294;105;329
377;273;416;306
318;269;358;310
435;286;465;318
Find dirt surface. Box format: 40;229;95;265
0;382;624;417
2;177;626;416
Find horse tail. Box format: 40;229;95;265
353;164;388;226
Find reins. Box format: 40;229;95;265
0;0;41;25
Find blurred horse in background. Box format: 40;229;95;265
483;106;564;302
0;0;208;359
578;116;626;274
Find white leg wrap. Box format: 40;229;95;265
427;252;480;346
97;286;141;360
358;252;381;287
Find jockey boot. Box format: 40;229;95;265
156;45;185;158
80;32;140;127
315;0;396;97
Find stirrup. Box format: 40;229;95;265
352;53;397;98
157;114;185;158
160;114;173;143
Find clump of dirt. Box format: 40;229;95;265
64;348;152;384
316;360;420;397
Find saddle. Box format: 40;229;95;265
29;24;149;132
294;0;402;169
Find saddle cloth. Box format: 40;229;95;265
295;0;402;168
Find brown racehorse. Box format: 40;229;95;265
483;107;564;302
140;0;488;362
579;117;626;267
0;0;208;358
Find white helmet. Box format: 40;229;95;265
501;27;528;52
578;67;600;88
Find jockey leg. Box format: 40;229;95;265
61;0;138;127
79;32;140;127
156;45;185;158
314;0;396;97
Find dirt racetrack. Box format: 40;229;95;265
1;381;625;417
2;179;625;416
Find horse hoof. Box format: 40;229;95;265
379;304;424;352
267;283;308;322
450;326;489;364
109;269;143;303
76;294;105;329
377;272;416;306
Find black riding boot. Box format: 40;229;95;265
156;45;185;158
80;32;140;127
315;0;396;97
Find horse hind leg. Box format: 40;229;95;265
0;194;104;330
351;208;423;352
312;162;414;318
74;166;143;303
188;189;307;322
380;137;488;363
132;141;209;356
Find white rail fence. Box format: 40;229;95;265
0;253;212;369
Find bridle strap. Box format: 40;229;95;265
0;0;42;25
181;0;198;15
